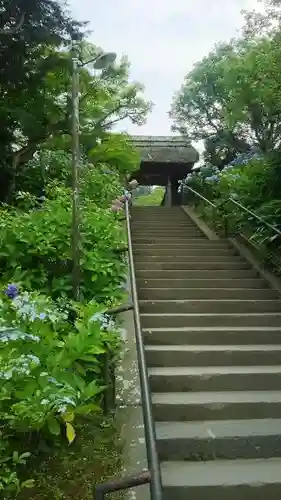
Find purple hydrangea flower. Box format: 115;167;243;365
4;284;19;299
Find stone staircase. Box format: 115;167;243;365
131;206;281;500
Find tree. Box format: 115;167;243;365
242;0;281;38
0;39;151;201
169;42;245;146
170;35;281;157
0;0;84;200
203;133;247;170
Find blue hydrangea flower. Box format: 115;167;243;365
224;150;261;169
4;284;19;299
205;175;219;183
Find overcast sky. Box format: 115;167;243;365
68;0;261;141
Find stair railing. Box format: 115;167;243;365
183;185;281;267
94;199;163;500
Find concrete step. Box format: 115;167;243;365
131;208;184;212
152;390;281;421
134;254;238;262
135;261;250;270
131;223;198;229
133;240;227;247
140;313;281;328
149;365;281;392
161;458;281;499
156;419;281;460
133;248;235;257
146;344;281;367
131;216;189;221
132;233;204;239
137;278;267;289
138;288;278;300
132;239;204;245
132;206;281;498
132;234;204;240
136;270;257;279
132;237;206;244
132;226;202;230
143;327;281;346
131;228;203;232
131;212;187;216
140;299;281;314
132;219;191;224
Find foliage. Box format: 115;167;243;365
11;133;139;205
0;34;150;203
0;174;127;303
170;33;281;162
0;0;84;201
242;0;281;39
183;155;281;258
133;186;165;206
0;131;137;497
134;186;153;197
0;288;123;496
85;133;140;180
172;6;281;262
18;417;123;500
0;2;148;497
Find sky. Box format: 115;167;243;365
68;0;261;143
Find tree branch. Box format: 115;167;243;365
0;13;25;34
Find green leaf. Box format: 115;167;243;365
75;403;101;415
19;452;31;460
47;416;61;436
21;479;35;489
83;380;101;399
62;411;74;423
65;422;76;444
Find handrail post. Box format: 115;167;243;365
223;213;229;237
180;182;185;206
165;176;172;207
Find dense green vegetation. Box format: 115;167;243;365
0;1;151;497
134;186;165;206
171;0;281;264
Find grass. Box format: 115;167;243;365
133;186;165;206
18;416;123;500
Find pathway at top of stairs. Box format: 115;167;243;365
131;206;281;500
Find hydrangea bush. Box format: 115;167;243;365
182;153;281;251
0;160;139;496
0;286;123;496
0;178;127;303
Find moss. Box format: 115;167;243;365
18;417;124;500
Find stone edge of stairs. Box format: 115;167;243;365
182;205;281;297
114;205;281;500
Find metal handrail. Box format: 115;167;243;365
95;199;163;500
184;185;281;239
184;186;217;209
223;197;281;238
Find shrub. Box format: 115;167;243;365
183;156;281;269
0;287;123;497
0;172;127;303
